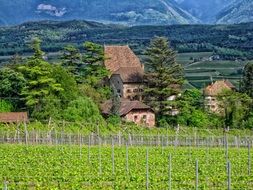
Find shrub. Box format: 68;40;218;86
63;97;104;124
0;100;13;112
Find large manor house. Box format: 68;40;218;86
101;45;155;127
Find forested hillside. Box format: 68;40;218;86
0;20;253;60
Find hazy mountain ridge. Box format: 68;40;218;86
0;0;252;26
0;0;199;26
175;0;232;23
216;0;253;24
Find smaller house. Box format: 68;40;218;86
204;80;235;113
101;98;155;127
0;112;28;123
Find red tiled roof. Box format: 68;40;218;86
101;98;152;116
204;80;235;96
113;67;144;83
104;45;144;84
0;112;28;123
224;80;235;89
104;45;144;73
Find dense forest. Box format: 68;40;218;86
0;20;253;60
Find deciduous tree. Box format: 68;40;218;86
218;90;252;128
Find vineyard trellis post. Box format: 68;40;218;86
225;134;229;162
79;132;82;159
174;133;178;147
60;130;63;145
3;180;8;190
99;137;102;175
169;154;172;190
238;135;241;148
88;134;91;163
112;138;115;175
68;134;71;145
146;148;149;190
54;129;57;145
227;161;231;190
194;130;197;147
128;133;132;146
235;136;238;148
161;136;164;155
126;142;129;174
118;132;121;146
248;141;251;175
17;129;20;144
24;121;28;145
196;159;199;190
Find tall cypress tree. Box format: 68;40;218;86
144;37;184;120
241;62;253;98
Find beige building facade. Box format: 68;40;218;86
101;98;155;127
104;45;144;101
124;110;155;127
204;80;235;113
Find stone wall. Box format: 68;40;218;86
205;96;219;113
123;84;144;101
110;75;124;97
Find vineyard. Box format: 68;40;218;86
176;52;249;89
0;140;252;189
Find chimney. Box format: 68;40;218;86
141;64;145;71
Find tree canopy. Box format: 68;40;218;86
18;38;63;116
218;90;252;128
241;62;253;98
144;36;184;123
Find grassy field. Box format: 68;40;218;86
0;144;252;189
